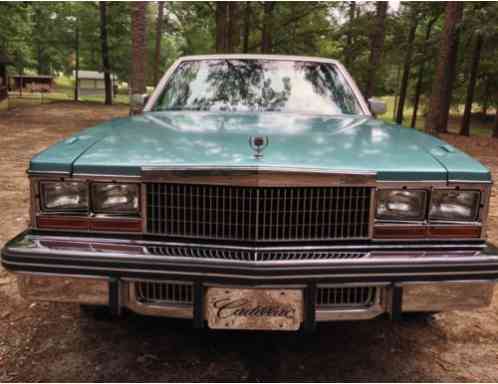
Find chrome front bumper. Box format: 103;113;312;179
3;231;498;327
15;274;496;322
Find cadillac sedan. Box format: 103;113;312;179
2;54;497;331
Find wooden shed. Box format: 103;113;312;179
10;75;54;93
75;70;116;97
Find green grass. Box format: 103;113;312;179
6;74;130;109
5;85;496;137
7;92;130;109
378;96;496;137
55;75;74;90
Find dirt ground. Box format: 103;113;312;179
1;102;498;382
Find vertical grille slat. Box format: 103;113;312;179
135;281;193;305
146;184;372;241
146;246;367;261
316;286;377;308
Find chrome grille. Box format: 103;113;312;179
146;245;367;262
316;286;377;307
134;281;193;305
258;251;366;262
134;282;378;309
146;184;372;241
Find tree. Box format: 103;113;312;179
215;2;241;53
364;1;388;99
99;2;112;105
395;6;419;124
74;22;80;101
459;33;483;136
410;13;440;128
261;2;276;53
494;108;498;138
153;1;165;85
425;2;464;134
130;2;147;115
215;2;228;53
457;3;498;135
242;2;251;53
343;2;356;69
227;2;240;52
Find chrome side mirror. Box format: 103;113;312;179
130;93;149;106
130;93;150;115
368;98;387;116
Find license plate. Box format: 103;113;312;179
205;287;303;331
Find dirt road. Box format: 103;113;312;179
1;102;497;382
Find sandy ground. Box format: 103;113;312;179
0;102;498;382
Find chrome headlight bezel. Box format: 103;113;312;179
429;189;481;222
91;182;140;215
375;189;428;221
40;181;89;212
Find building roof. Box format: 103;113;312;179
11;75;53;79
74;70;116;80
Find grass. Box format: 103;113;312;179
5;80;496;138
6;74;130;110
7;92;130;109
379;96;496;137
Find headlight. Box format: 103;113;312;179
92;183;139;214
376;190;427;221
41;181;89;211
429;190;480;221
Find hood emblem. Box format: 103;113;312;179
249;136;269;160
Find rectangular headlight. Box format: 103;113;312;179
429;190;480;221
41;181;89;211
92;183;139;214
376;190;427;221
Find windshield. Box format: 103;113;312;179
153;59;363;115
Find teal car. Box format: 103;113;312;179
2;55;497;331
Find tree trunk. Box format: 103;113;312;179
37;45;44;75
261;2;275;53
425;2;463;134
100;2;112;105
460;33;484;136
34;7;45;75
344;1;356;69
392;64;402;120
481;75;490;116
364;1;388;100
242;2;250;53
440;25;461;133
153;1;165;85
410;16;437;128
395;15;418;125
74;25;80;102
228;3;240;52
216;2;228;53
130;2;147;115
494;107;498;139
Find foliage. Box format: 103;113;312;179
0;1;497;132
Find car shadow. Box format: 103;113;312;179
77;310;446;382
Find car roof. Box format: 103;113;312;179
177;54;340;65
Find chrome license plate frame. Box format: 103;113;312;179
205;287;303;331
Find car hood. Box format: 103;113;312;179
30;111;491;182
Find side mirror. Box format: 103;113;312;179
368;98;387;116
130;93;150;115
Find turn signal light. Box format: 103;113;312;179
374;225;481;239
37;215;142;233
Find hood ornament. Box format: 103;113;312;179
249;136;269;160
